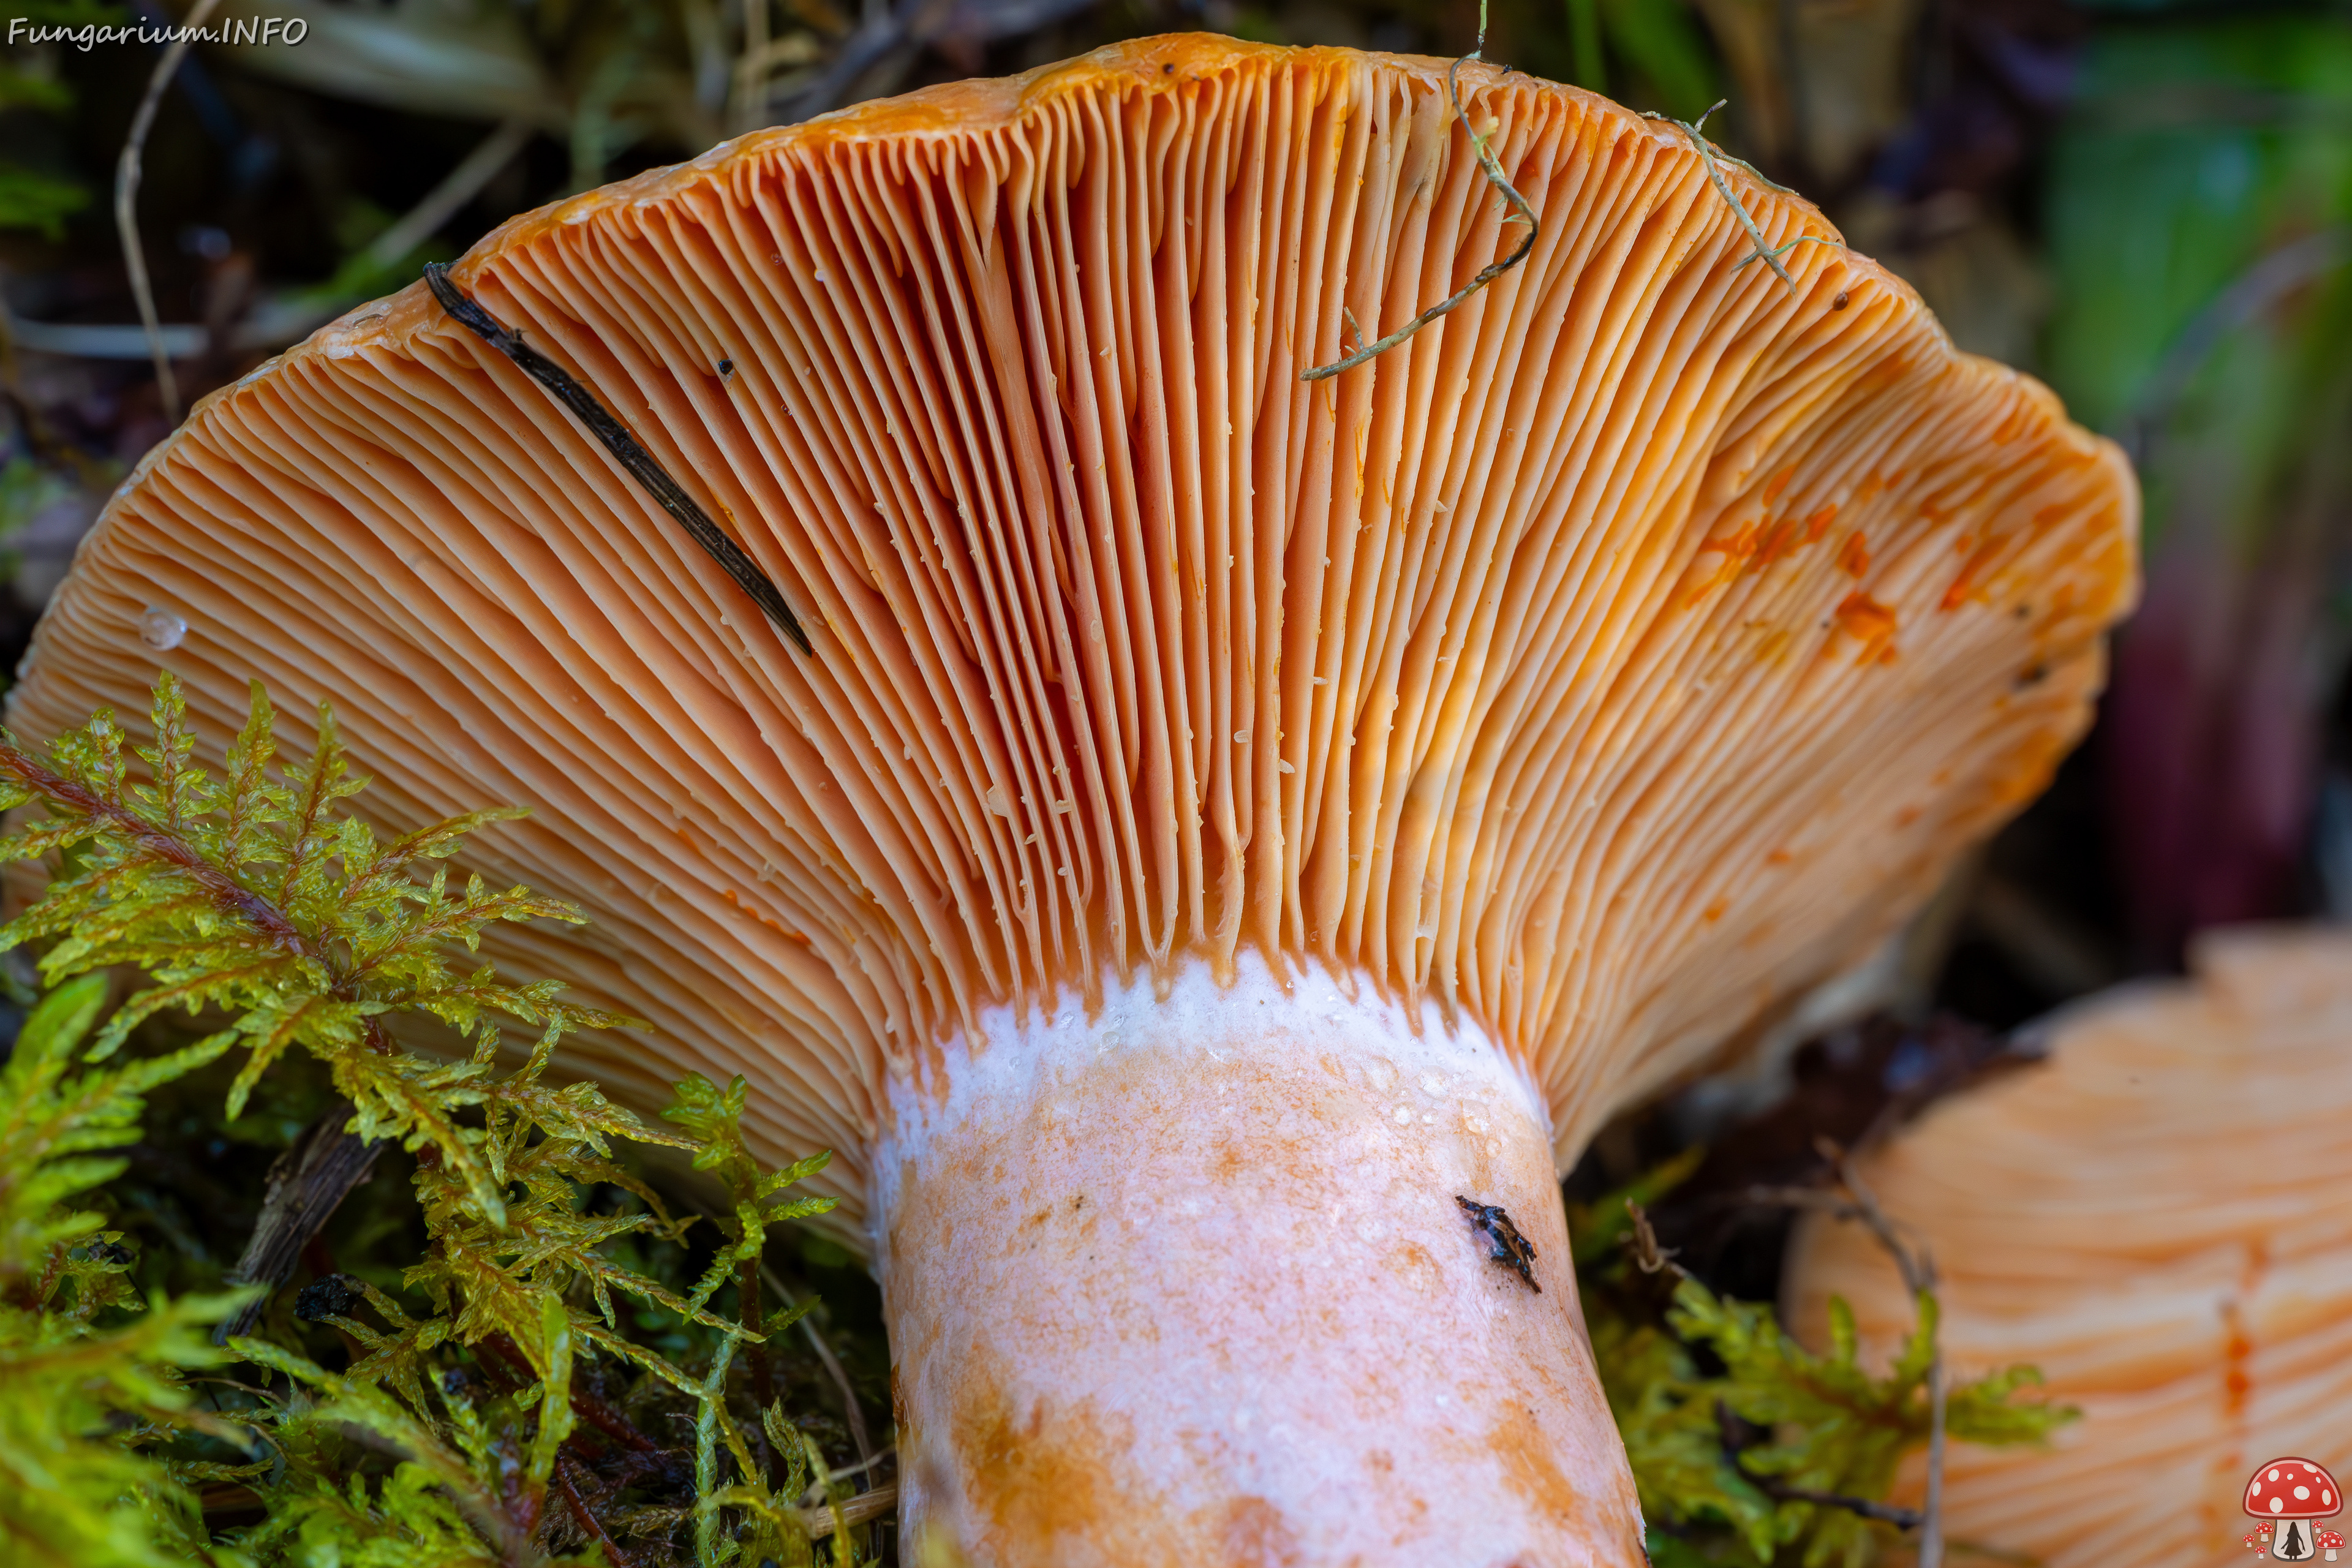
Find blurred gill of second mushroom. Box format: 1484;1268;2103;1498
6;35;2135;1567
1787;927;2352;1568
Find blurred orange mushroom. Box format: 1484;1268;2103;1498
10;37;2134;1565
1789;928;2352;1568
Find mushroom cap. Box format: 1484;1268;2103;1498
2250;1461;2345;1521
8;37;2133;1223
1789;927;2352;1568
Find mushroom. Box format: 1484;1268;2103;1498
1788;929;2352;1568
2318;1528;2343;1560
9;37;2135;1565
2252;1461;2345;1564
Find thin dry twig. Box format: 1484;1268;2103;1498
1771;1480;1927;1531
1923;1348;1949;1568
116;0;226;422
359;118;534;277
1645;101;1844;298
555;1451;641;1568
1815;1140;1950;1568
804;1480;897;1539
1744;1140;1948;1557
673;1185;875;1469
1811;1136;1934;1295
1301;1;1538;381
760;1259;873;1468
1623;1199;1687;1280
1658;102;1793;291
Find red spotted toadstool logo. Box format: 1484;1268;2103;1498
2245;1459;2343;1562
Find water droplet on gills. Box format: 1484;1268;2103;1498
139;608;187;651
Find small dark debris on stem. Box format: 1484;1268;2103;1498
1456;1195;1540;1292
421;263;813;657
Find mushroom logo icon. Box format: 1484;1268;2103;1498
2247;1460;2344;1563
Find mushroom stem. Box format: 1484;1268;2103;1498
872;955;1644;1567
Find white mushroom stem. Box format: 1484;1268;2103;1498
872;955;1645;1567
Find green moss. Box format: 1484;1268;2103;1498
0;675;875;1566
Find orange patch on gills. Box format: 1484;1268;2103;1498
2030;499;2075;533
1749;518;1805;573
1803;502;1838;542
1683;519;1762;605
1942;536;2009;611
1836;533;1870;578
1834;590;1899;663
1762;466;1796;505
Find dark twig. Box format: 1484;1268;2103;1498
1718;1403;1926;1528
1302;2;1539;381
739;1248;773;1481
421;264;813;657
1775;1482;1928;1529
760;1259;873;1468
214;1104;383;1343
480;1332;663;1454
555;1450;639;1568
1811;1137;1934;1296
1743;1141;1947;1562
1814;1136;1949;1568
